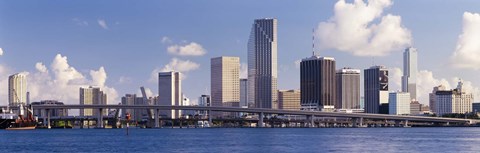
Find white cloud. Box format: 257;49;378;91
167;42;207;56
451;12;480;70
97;19;109;30
161;36;173;44
35;62;47;73
0;48;4;56
316;0;411;56
118;76;132;84
240;63;248;79
72;18;88;26
294;59;301;69
149;58;200;82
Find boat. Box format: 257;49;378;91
1;104;38;130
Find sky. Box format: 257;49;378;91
1;0;480;106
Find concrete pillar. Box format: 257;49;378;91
43;109;47;127
208;110;212;127
309;115;314;128
97;108;104;128
47;109;51;129
404;120;409;127
352;118;358;128
155;109;160;128
359;118;364;127
258;112;264;128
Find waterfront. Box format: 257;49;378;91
1;128;480;152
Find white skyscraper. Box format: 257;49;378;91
8;73;27;106
211;56;240;117
389;92;411;115
402;47;417;101
248;18;278;109
80;86;107;117
158;71;182;119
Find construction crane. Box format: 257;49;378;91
141;87;154;120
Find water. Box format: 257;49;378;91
1;127;480;152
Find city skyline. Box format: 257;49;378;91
2;0;480;106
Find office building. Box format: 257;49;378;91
248;18;278;109
211;56;240;117
402;47;418;100
198;95;211;117
364;66;389;114
473;103;480;113
31;100;68;118
278;90;301;110
240;79;248;108
389;92;410;115
158;71;182;119
410;101;421;115
300;56;336;111
80;86;107;117
429;85;446;113
121;94;136;119
336;68;361;109
435;81;474;116
8;73;27;106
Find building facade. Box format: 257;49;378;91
410;101;421;115
429;85;446;113
158;71;182;119
80;86;107;117
278;90;301;110
435;81;474;116
211;56;240;118
389;92;411;115
8;73;27;106
300;56;336;111
335;68;360;109
248;18;278;109
402;47;418;101
198;95;211;117
364;66;389;114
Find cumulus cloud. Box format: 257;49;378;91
167;42;207;56
97;19;109;29
23;54;119;107
149;58;200;82
0;48;4;56
451;12;480;70
390;67;478;105
316;0;412;56
72;18;88;26
161;36;173;44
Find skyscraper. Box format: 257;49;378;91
211;56;240;117
158;71;182;119
435;80;474;116
80;86;107;117
429;85;446;113
240;79;248;108
402;47;418;100
336;68;361;109
248;18;278;109
278;90;301;110
389;92;411;115
121;94;136;119
300;56;336;111
8;73;27;106
364;66;389;114
198;95;211;117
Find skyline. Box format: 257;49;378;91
1;0;480;106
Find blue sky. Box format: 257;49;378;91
1;0;480;105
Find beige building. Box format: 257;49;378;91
211;56;240;117
278;90;301;110
80;86;107;117
435;81;474;116
158;71;182;119
8;73;27;106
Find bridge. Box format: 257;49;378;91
2;105;476;128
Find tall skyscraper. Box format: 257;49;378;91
278;90;301;110
336;68;361;109
248;18;278;109
402;47;418;100
240;79;248;108
429;85;446;113
364;66;389;114
8;73;27;106
435;80;474;116
300;56;336;111
211;56;240;117
80;86;107;117
158;71;182;119
389;92;411;115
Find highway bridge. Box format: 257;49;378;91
2;105;477;128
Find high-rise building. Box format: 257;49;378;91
80;86;107;117
364;66;389;114
435;81;474;116
300;56;336;111
248;18;278;109
8;73;27;106
198;95;211;117
429;85;446;113
158;71;182;119
472;103;480;113
402;47;418;101
240;79;248;108
121;94;136;119
336;68;361;109
278;90;301;110
410;101;421;115
211;56;240;117
389;92;411;115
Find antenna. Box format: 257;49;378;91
312;28;315;56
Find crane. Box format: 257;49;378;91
140;87;154;120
